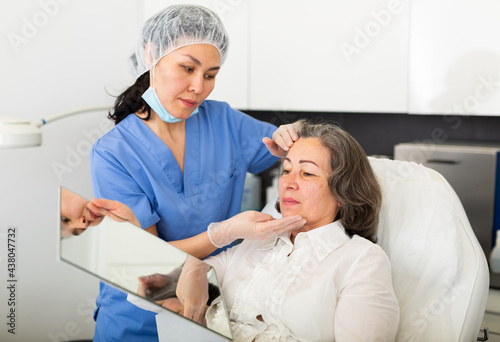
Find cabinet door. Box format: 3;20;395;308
408;0;500;115
143;0;249;109
249;0;409;113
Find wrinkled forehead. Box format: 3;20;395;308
283;137;332;170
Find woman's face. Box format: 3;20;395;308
151;44;221;120
279;137;340;231
60;188;104;237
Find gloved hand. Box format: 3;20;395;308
89;198;140;227
137;269;181;301
176;256;211;324
207;210;305;248
262;119;303;157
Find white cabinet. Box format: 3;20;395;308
142;0;409;113
408;0;500;116
248;0;410;113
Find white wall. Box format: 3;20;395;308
0;1;142;341
408;0;500;115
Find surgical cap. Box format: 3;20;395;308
129;4;229;78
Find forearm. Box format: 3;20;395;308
168;231;218;260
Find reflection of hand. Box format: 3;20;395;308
207;210;306;248
161;297;184;315
88;198;140;227
176;256;210;323
262;120;303;157
160;298;208;326
137;273;178;301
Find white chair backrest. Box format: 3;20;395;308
370;157;489;342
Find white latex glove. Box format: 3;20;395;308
176;256;211;324
262;120;303;157
207;210;306;248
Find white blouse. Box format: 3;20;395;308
206;221;400;342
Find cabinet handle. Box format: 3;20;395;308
426;159;460;165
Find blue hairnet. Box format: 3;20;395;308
129;4;229;78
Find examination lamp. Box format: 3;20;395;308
0;107;109;149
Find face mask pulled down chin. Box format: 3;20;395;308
142;87;199;123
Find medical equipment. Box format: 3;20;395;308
0;107;109;148
129;5;229;78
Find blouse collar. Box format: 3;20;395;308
252;220;352;262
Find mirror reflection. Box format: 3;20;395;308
58;187;232;340
60;187;105;237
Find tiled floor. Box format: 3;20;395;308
481;289;500;341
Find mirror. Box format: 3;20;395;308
58;187;233;341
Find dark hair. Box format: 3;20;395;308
276;120;382;243
108;72;151;125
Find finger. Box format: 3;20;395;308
272;219;306;234
257;215;303;233
138;275;155;284
250;212;277;223
137;286;146;296
262;137;274;148
272;132;289;152
262;137;286;158
138;273;163;285
89;200;121;220
91;199;131;222
277;128;295;149
288;125;299;142
87;202;108;217
91;198;115;210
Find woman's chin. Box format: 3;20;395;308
281;207;301;218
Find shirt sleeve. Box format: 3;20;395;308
225;104;280;174
334;244;400;342
90;145;160;229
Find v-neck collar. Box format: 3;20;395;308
183;113;201;197
128;114;201;197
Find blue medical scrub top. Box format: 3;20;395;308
89;100;278;342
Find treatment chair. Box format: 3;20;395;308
262;157;489;341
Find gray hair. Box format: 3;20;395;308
278;120;382;243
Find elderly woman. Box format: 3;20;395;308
199;121;400;341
